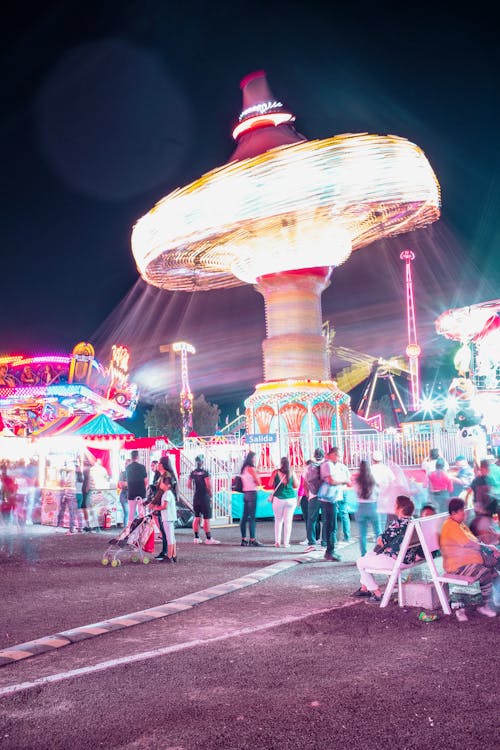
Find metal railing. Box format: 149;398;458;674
142;428;474;526
185;428;474;472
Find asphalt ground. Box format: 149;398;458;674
0;520;498;749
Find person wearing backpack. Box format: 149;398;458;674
303;448;325;553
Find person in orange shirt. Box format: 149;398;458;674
440;497;499;621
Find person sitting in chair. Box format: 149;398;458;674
440;497;499;621
352;495;419;603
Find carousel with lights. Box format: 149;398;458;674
0;343;139;527
436;299;500;455
132;71;440;462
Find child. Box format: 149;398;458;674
154;476;177;562
420;504;437;518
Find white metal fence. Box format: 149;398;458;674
171;427;475;525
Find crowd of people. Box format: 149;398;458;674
3;442;499;618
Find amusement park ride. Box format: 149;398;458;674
326;250;420;428
132;70;440;451
0;343;138;436
436;299;500;442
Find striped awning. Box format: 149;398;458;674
32;414;133;439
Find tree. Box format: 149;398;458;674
144;394;221;443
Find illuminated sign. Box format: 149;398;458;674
245;433;277;444
239;101;284;121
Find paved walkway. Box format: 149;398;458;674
0;543;349;667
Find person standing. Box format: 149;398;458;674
303;448;325;552
117;459;131;527
0;466;17;526
353;460;381;556
56;464;79;535
148;460;159;494
239;451;262;547
125;450;148;526
427;458;454;513
421;447;449;475
371;450;396;530
153;475;178;562
188;455;220;545
319;447;350;562
81;460;94;532
269;456;299;547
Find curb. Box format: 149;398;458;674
0;554;320;667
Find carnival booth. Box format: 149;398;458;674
33;414;133;529
0;343;138;529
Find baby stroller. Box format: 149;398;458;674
101;513;155;567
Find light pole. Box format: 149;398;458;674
160;342;196;442
400;250;421;412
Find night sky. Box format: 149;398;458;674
2;2;499;419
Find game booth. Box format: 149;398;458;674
0;343;138;528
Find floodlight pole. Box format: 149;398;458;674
160;342;196;443
400;250;421;411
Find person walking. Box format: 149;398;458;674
125;450;148;526
268;456;299;547
239;451;263;547
353;460;381;556
188;455;220;544
319;446;350;562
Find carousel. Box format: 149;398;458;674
131;71;440;463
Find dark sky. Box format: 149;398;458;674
2;2;499;417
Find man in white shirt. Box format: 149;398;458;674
371;450;396;528
319;446;350;562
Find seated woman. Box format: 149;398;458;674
440;497;499;621
352;495;419;603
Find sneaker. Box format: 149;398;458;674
476;605;497;618
155;553;166;560
240;539;248;546
205;538;221;545
248;540;263;547
304;545;317;553
352;588;371;598
193;538;202;544
65;530;75;535
324;552;341;562
274;542;280;548
455;608;469;622
367;593;382;603
299;539;308;545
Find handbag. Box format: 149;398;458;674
317;481;337;501
269;477;284;502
